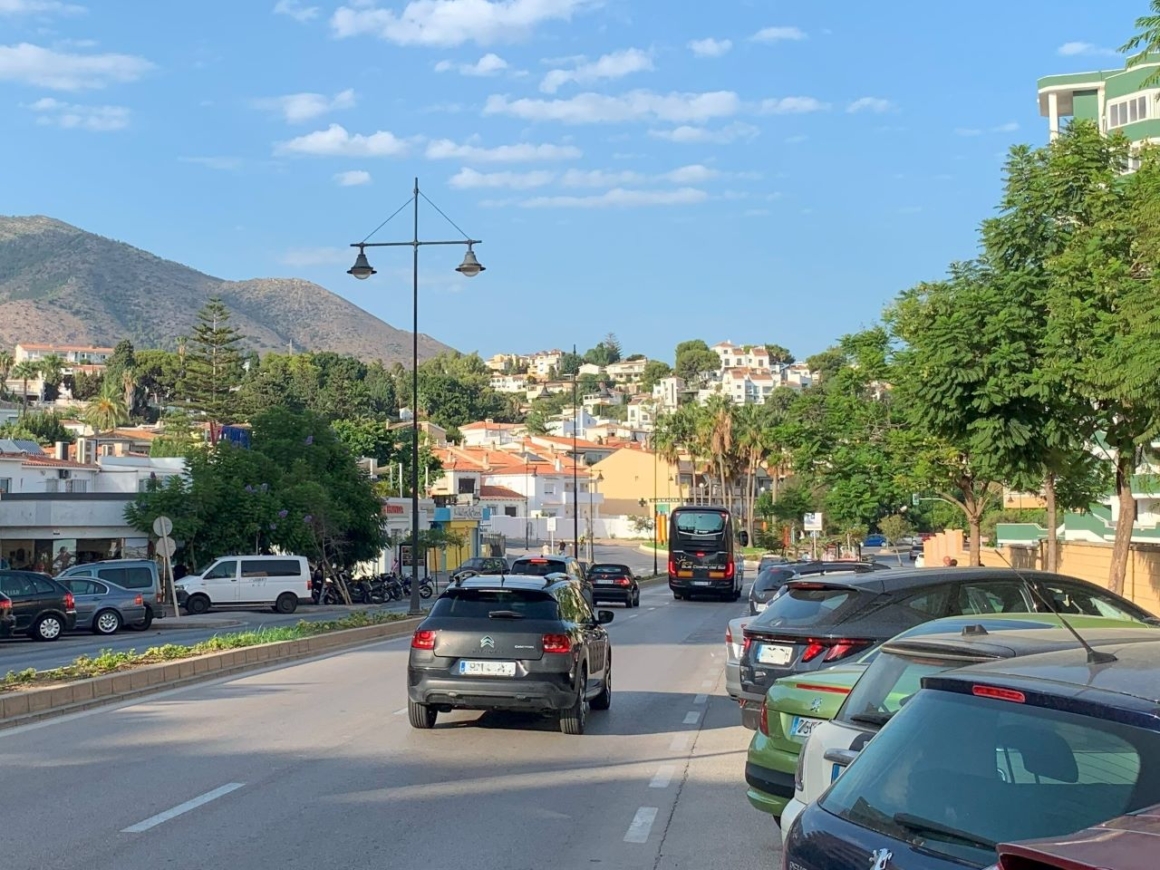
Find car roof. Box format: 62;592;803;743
783;565;1101;594
450;574;569;593
930;637;1160;708
893;613;1149;641
885;625;1160;661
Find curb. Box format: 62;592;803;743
152;619;245;631
0;616;424;731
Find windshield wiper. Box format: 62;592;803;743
848;711;892;726
488;610;524;619
893;813;996;851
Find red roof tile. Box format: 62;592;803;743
479;485;525;499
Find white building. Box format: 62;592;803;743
529;350;564;378
780;362;815;389
605;358;648;383
545;407;598;439
459;421;523;447
489;373;531;393
626;396;657;431
652;375;685;410
713;342;772;372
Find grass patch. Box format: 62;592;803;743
2;610;407;692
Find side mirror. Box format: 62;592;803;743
738;531;750;547
597;609;615;625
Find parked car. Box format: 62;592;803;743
587;563;640;607
737;567;1157;724
757;554;787;573
725;616;751;700
784;636;1160;870
406;574;614;734
57;559;164;629
176;555;312;614
61;576;149;635
449;557;509;582
863;534;888;548
997;803;1160;869
0;570;77;640
781;615;1160;838
748;566;795;615
0;593;15;638
509;555;592;604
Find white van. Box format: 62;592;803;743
177;555;312;615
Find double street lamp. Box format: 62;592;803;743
347;177;485;617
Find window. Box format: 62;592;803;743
67;579;103;595
66;479;87;493
753;586;868;628
457;477;476;495
31;577;59;595
954;581;1032;615
837;651;956;727
504;506;517;517
203;560;237;580
0;573;35;596
431;589;558;620
0;478;10;494
1109;95;1148;129
1035;580;1143;621
544;485;555;495
241;559;301;578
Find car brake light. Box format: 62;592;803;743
726;625;732;644
411;629;436;650
759;700;770;736
972;685;1025;703
724;559;735;579
794;683;851;694
824;641;863;662
801;640;826;662
742;636;753;653
529;558;548;564
615;577;630;586
64;592;75;610
668;558;676;575
542;633;572;654
134;595;143;606
0;599;9;612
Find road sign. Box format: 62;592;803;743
911;494;920;507
156;536;176;559
152;516;173;538
546;517;557;533
803;512;823;532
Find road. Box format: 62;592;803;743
0;579;777;870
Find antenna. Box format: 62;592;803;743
990;549;1117;665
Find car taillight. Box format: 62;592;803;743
542;633;572;654
742;636;753;653
801;641;826;662
801;639;868;663
615;577;630;586
725;625;732;645
64;592;75;610
724;559;735;579
759;700;770;736
0;599;9;612
134;595;143;606
411;629;436;650
668;558;676;575
973;685;1025;703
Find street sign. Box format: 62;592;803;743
156;536;176;559
803;512;823;532
546;517;557;533
911;494;920;507
152;516;173;538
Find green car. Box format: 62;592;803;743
743;612;1156;819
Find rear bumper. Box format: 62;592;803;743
409;670;577;712
592;585;633;603
668;578;735;594
736;688;765;729
780;798;805;843
744;761;794;817
0;616;13;638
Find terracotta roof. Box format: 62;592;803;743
4;453;97;469
109;428;161;440
460;421;521;431
479;485;525;500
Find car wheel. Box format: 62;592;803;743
672;591;683;601
93;609;122;636
185;594;211;615
275;592;298;614
633;590;640;607
33;614;63;641
408;699;438;729
559;672;588;735
128;606;154;631
592;659;611;711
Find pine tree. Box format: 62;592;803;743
184;298;244;423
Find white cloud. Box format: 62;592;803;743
1057;41;1117;57
485;89;741;124
273;0;318;21
426;138;581;161
331;0;593;47
275;124;410;157
255;89;357;123
752;26;805;42
279;246;354;267
648;122;759;143
661;164;719;184
0;0;84;15
759;96;830;114
955;127;982;136
847;96;896;114
540;48;653;93
992;121;1019;133
559;168;645;187
449;167;556;189
688;37;731;58
435;52;509;76
180;156;243;171
335;169;372;186
521;187;709;208
0;43;152;90
27;97;128;131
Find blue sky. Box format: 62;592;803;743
0;0;1147;363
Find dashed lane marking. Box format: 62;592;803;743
624;807;659;843
694;694;708;704
122;783;245;833
649;765;675;789
683;711;701;725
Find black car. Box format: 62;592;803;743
588;563;640;608
748;561;880;616
407;575;614;734
510;555;592;601
0;570;77;641
449;556;509;582
0;593;15;638
785;636;1160;870
738;567;1157;718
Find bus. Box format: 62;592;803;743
668;506;743;601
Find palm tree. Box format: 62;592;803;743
121;364;138;419
1122;3;1160;89
10;361;39;413
0;349;14;392
38;354;65;402
702;396;735;512
734;404;769;544
82;385;128;462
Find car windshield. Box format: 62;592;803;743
510;559;565;576
430;590;559;620
752;585;868;628
674;511;725;536
589;565;629;576
836;651;972;728
820;689;1160;866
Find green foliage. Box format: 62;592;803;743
0;411;75;445
183;297;244;423
583;336;622;367
557;351;583;376
878;514;912;543
68;369;104;401
639;359;672;392
149;411;197;457
764;344;795;365
673;339;719;383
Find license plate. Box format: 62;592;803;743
756;644;793;665
458;660;516;677
693;580;711;586
831;763;845;782
789;716;822;738
693;568;709;579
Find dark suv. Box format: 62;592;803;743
407;575;614;734
450;557;510;582
0;570;77;641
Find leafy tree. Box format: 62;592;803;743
1121;3;1160;88
332;417;397;466
0;411;75;446
639;360;672;392
584;339;621;367
878;514;913;544
135;349;185;409
184;297;244;423
83;383;129;435
37;354;65;401
0;350;13;387
557;351;583;376
803;347;846;381
10;360;38;411
150;411;197;457
764;344;795;365
674;339;719;383
67;370;104;401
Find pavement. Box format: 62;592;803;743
0;578;775;870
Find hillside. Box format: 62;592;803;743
0;216;453;363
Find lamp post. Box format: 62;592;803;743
347;177;484;617
587;470;603;563
652;443;659;577
571;345;579;560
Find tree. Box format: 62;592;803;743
68;370;104;401
674;339;719;383
184;297;244;423
639;360;672;392
83;383;128;435
878;514;912;544
764;344;795;365
1121;3;1160;89
557;351;583;376
135;348;185;410
10;361;38;412
584;339;621;367
37;354;65;402
603;332;622;361
0;411;75;446
803;347;846;381
0;350;13;389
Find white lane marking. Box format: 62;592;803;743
393;707;407;715
624;807;659;843
669;733;689;751
647;606;656;611
694;693;708;704
650;765;675;789
683;711;701;725
122;783;245;833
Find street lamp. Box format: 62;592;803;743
652;443;659;577
346;178;485;617
588;470;603;563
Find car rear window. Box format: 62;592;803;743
820;689;1160;866
836;651;975;728
430;590;559;620
753;585;867;627
96;566;155;589
511;558;566;576
589;565;629;576
753;568;793;592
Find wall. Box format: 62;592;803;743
485;514;652;545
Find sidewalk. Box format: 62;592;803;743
154;599;432;631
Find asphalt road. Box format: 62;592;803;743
0;580;776;870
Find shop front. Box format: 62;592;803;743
431;504;489;572
374;498;434;576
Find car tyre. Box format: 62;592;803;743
33;614;63;641
408;699;438;729
672;591;683;601
93;609;122;635
185;594;211;615
128;607;154;631
559;672;588;735
632;590;640;607
591;660;611;711
274;592;298;614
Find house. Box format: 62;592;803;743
484;353;524;373
582;387;624;411
529;350;564;378
590;447;684;518
460;420;523;447
652;375;686;410
578;363;604;377
605;358;648;383
780;362;815;389
14;343;115;368
478;484;527;518
490;373;530;393
544;406;598;439
626;396;657;431
713;342;772;372
387;419;449;447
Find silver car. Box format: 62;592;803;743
725;615;752;701
61;577;148;635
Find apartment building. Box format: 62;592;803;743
712;342;772;372
15;343;116;368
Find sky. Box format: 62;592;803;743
0;0;1149;364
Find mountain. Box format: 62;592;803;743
0;216;454;364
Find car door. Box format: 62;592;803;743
950;579;1034;616
1034;577;1149;621
569;586;607;678
201;559;240;603
239;559;269;603
0;572;38;631
67;578;103;626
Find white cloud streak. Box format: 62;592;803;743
752;26;805;42
255;88;357;123
1057;41;1118;57
449;167;556;189
425;138;582;161
335;169;372;186
688;37;731;57
331;0;594;47
275;124;411;157
648;122;759;144
435;52;509;75
540;47;652;93
520;187;709;208
0;0;84;14
273;0;318;21
759;96;830;114
451;163;735;191
847;96;897;113
484;89;741;124
0;42;152;90
27;97;128;131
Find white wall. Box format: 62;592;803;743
486;513;651;543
